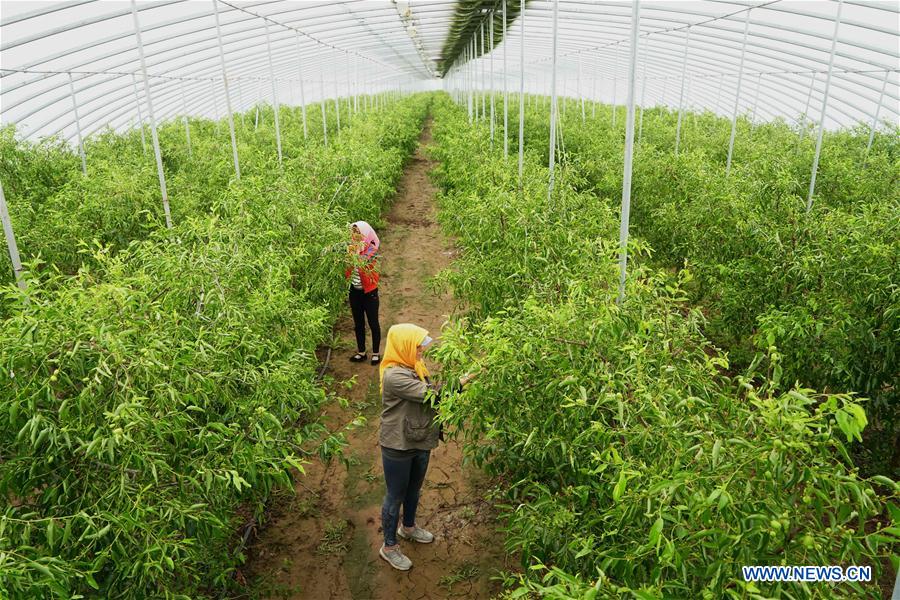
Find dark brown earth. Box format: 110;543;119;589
239;120;514;600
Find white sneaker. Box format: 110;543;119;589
379;544;412;570
397;525;434;544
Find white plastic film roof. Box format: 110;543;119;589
446;0;899;129
0;0;450;141
1;0;898;143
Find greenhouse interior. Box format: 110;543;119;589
1;0;898;598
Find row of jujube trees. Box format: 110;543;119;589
428;93;897;599
485;91;898;479
0;94;430;597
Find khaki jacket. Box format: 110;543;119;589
380;365;440;451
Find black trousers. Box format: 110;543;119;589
349;286;380;353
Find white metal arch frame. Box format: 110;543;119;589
444;0;899;130
1;0;450;141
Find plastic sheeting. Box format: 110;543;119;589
1;0;898;143
445;0;899;129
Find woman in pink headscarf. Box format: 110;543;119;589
345;221;382;364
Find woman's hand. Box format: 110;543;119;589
459;371;479;387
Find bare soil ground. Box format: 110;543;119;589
240;120;514;600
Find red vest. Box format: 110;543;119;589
345;258;379;293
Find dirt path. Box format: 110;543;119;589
243;120;512;599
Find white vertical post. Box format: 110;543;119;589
334;52;341;133
467;41;474;122
503;0;508;158
547;0;559;204
489;12;495;147
637;52;647;144
798;72;817;144
295;33;308;139
130;0;172;229
0;180;26;292
264;21;283;165
481;23;486;122
212;0;241;180
613;45;620;130
726;10;751;176
518;0;525;186
179;79;192;157
579;59;585;122
320;70;328;146
807;0;843;212
210;79;221;134
67;73;87;175
592;53;598;118
750;73;762;125
865;71;890;158
617;0;641;306
237;79;245;127
131;73;147;154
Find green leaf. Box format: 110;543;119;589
613;469;627;502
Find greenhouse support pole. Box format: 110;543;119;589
750;73;762;125
255;78;263;130
489;12;495;148
212;0;241;180
637;54;647;144
617;0;641;306
592;54;598;118
798;73;817;144
726;10;751;177
714;74;725;113
67;73;87;175
179;79;192;158
321;71;328;147
237;79;246;126
674;31;690;156
210;80;221;134
0;181;26;292
467;42;473;123
334;53;341;133
264;21;283;165
579;59;585;123
864;71;889;158
295;33;308;138
547;0;559;205
807;0;843;212
503;0;508;158
481;23;486;122
517;0;525;187
131;0;172;230
612;76;617;130
131;73;147;155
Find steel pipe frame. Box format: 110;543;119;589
1;3;438;134
212;0;241;180
493;23;898;116
0;180;27;291
482;30;897;129
130;0;172;230
617;0;641;306
5;3;893;141
483;4;898;114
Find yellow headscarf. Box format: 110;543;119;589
380;323;431;390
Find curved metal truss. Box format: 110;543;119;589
1;0;453;141
0;0;898;144
443;0;899;130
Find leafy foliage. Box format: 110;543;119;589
429;94;897;599
0;94;429;597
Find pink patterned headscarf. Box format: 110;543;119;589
351;221;380;257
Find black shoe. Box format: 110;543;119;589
350;352;367;362
371;353;381;365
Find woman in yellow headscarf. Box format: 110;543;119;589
377;323;438;571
